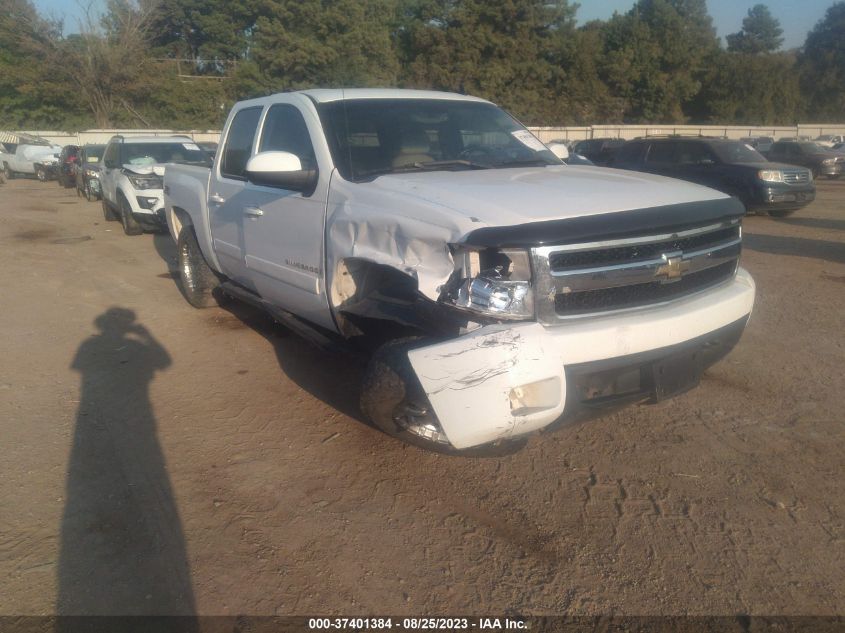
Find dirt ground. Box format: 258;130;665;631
0;174;843;617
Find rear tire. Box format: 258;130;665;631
118;195;143;235
3;163;12;180
177;227;223;308
360;338;527;456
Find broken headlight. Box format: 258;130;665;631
442;248;534;320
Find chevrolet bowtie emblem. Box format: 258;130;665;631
655;252;689;282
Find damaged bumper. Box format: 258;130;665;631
408;268;755;449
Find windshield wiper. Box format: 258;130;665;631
411;159;490;170
493;158;553;168
355;159;490;180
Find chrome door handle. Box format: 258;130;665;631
209;193;226;204
244;206;264;217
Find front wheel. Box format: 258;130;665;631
360;338;527;456
118;195;143;235
3;163;13;180
177;227;224;308
36;166;47;182
102;197;117;221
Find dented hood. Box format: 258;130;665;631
122;164;165;176
362;165;728;226
326;164;736;305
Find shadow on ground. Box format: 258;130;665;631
218;300;369;425
58;308;196;626
775;217;845;232
743;233;845;265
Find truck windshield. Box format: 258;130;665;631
712;141;767;163
121;142;212;167
318;99;560;181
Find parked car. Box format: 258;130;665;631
611;137;815;217
814;134;845;147
740;136;774;153
765;141;844;179
545;140;594;165
164;88;755;454
75;144;106;201
57;145;81;188
1;142;61;180
100;135;211;234
571;137;625;165
831;142;845;153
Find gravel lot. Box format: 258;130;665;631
1;175;843;617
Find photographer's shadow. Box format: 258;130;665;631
58;308;196;618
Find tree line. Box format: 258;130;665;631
1;0;844;131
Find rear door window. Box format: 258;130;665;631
676;141;716;165
221;106;263;180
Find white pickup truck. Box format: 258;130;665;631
164;89;755;454
1;142;61;180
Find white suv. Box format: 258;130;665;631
100;136;211;235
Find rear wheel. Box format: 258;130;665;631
360;338;527;455
118;195;143;235
177;227;224;308
3;163;12;180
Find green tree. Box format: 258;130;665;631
235;0;400;97
799;1;845;121
146;0;257;63
726;4;783;54
599;0;720;122
399;0;578;124
696;50;801;124
0;0;88;128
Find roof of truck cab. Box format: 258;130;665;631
111;136;194;143
297;88;492;104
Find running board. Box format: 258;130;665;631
219;281;342;353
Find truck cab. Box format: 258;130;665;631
165;89;756;454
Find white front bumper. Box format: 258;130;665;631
408;268;756;449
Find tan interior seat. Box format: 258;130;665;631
392;128;433;167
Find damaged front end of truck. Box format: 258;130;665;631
325;192;755;454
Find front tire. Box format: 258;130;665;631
118;195;143;235
360;338;527;456
36;166;47;182
177;227;223;308
3;163;13;180
102;197;117;220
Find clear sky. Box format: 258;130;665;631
33;0;834;49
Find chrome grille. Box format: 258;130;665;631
782;169;810;184
531;220;742;323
